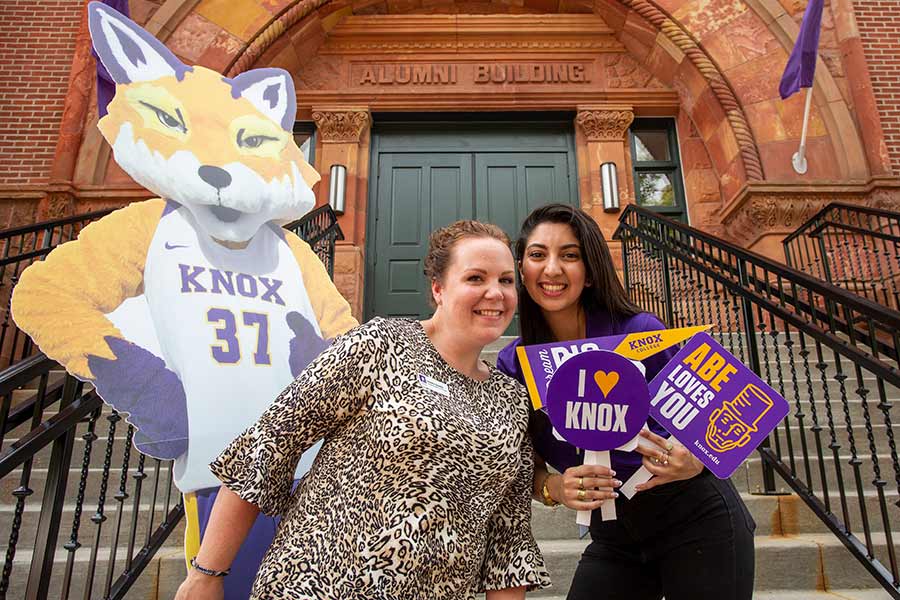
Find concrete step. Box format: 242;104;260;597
0;500;186;555
743;454;900;497
771;422;897;452
531;491;900;538
534;532;898;595
3;545;185;600
8;536;896;600
528;592;892;600
767;424;899;471
5;425;155;471
767;381;900;406
0;463;177;509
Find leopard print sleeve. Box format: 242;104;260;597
210;319;386;516
478;432;552;593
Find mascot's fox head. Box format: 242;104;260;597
88;2;320;243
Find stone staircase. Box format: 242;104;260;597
1;336;897;599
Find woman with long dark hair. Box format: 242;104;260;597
496;203;755;600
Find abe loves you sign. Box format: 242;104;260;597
647;333;789;478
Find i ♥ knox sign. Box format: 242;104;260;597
545;350;650;452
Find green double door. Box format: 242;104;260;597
365;121;578;324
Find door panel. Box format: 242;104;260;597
367;124;577;324
371;153;474;319
473;152;572;334
475;153;572;242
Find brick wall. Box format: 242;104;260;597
855;0;900;173
0;0;83;186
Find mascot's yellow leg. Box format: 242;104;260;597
183;492;201;570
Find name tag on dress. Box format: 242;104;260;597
417;374;450;397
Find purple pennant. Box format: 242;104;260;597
93;0;131;117
779;0;825;99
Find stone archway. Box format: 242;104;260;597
67;0;899;259
80;0;873;191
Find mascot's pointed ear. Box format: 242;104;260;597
87;1;190;84
231;69;296;131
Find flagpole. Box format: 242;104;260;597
792;86;813;175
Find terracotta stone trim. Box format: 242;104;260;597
50;3;93;186
576;108;635;141
311;108;371;143
720;179;900;246
146;0;203;40
618;0;764;181
226;0;332;76
743;0;872;179
219;0;759;184
297;90;678;113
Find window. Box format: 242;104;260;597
293;122;317;165
629;119;687;222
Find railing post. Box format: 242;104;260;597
621;232;631;297
815;233;834;285
25;376;79;600
736;259;778;493
657;222;676;327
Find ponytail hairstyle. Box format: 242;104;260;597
515;203;641;345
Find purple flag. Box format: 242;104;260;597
779;0;825;99
92;0;131;117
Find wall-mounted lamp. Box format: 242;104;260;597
328;164;347;215
600;162;620;213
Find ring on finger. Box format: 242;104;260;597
665;442;674;452
577;477;585;490
577;489;586;501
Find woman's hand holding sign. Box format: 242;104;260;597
633;430;703;492
545;464;621;510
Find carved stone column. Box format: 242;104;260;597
312;108;371;144
575;106;634;241
576;109;634;143
311;107;372;320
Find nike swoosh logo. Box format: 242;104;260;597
164;242;189;250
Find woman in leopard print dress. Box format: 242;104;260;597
175;221;551;600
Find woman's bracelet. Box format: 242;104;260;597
190;556;230;577
539;473;560;507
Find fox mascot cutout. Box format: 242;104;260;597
11;3;357;597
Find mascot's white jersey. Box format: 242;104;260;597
125;206;322;492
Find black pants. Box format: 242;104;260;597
567;471;755;600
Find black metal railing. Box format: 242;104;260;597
0;211;113;371
0;204;344;599
784;203;900;311
0;355;183;600
615;205;900;598
285;204;344;278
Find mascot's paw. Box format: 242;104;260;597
287;311;330;377
88;337;188;460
